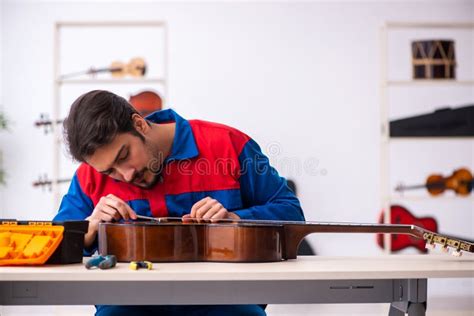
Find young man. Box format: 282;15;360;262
54;90;305;316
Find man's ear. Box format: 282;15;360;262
132;113;149;134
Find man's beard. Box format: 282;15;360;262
132;139;165;189
130;168;160;189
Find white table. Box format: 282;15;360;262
1;255;473;316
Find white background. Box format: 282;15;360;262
0;0;473;315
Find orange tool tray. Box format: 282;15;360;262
0;221;64;265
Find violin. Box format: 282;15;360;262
98;217;474;262
34;114;63;134
32;174;71;191
60;57;146;79
395;168;473;196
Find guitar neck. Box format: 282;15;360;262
158;217;423;235
282;222;421;258
151;217;474;257
283;221;473;258
290;221;419;233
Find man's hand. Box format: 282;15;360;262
88;194;137;223
84;194;137;247
183;197;240;221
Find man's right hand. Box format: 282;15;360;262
84;194;137;248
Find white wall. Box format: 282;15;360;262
1;1;473;314
0;0;4;218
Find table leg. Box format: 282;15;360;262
388;279;427;316
407;303;426;316
389;302;406;316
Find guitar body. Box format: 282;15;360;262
377;205;438;252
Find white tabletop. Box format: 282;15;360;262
1;255;473;282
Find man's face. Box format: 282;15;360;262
86;132;164;189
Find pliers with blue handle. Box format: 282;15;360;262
85;255;117;270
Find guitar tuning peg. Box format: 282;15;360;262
425;243;435;250
452;250;462;257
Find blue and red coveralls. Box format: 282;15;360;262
54;109;305;316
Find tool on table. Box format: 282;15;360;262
130;260;153;270
85;255;117;270
135;214;162;222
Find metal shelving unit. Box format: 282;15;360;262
379;21;474;254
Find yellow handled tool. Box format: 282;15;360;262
130;260;153;270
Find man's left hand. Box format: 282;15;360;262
183;197;240;220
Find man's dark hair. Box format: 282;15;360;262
64;90;143;162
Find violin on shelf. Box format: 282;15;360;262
395;168;473;196
60;57;147;80
377;205;474;253
34;113;63;134
33;174;71;191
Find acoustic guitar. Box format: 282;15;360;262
98;216;474;262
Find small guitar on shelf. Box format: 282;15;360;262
377;205;473;255
60;57;146;80
33;174;72;191
395;167;473;196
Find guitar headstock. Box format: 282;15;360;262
423;231;474;257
